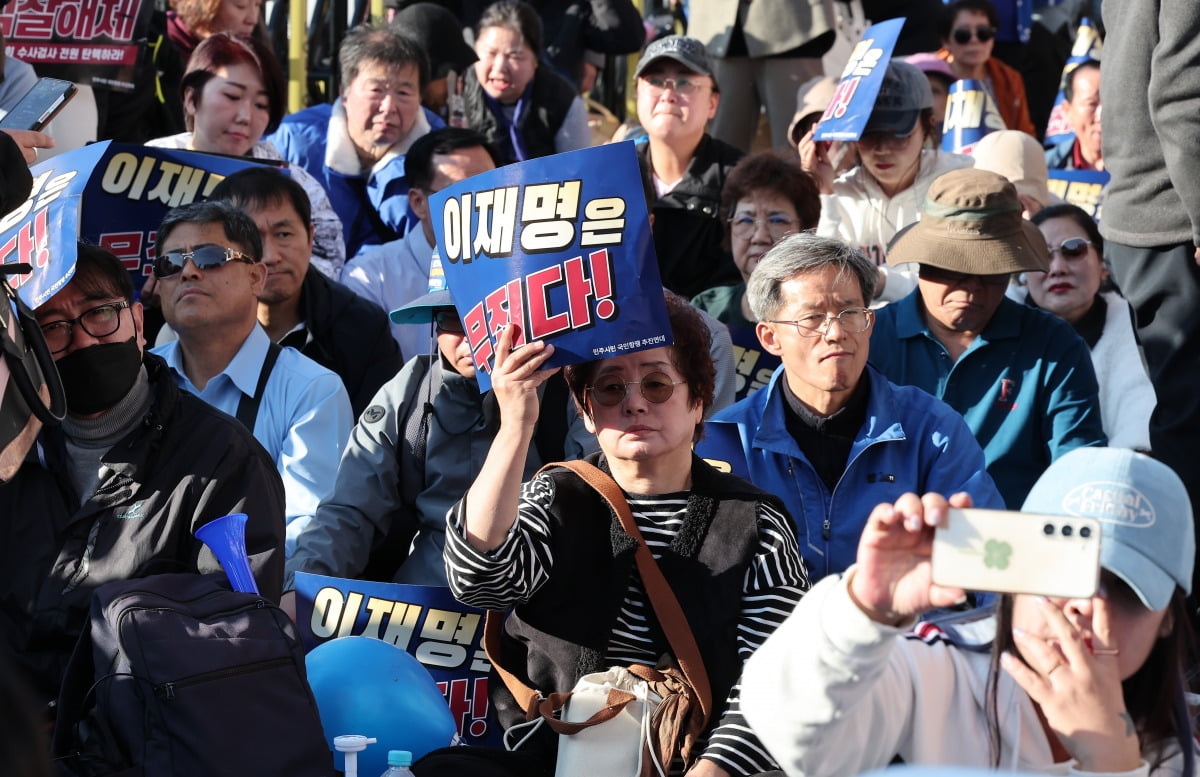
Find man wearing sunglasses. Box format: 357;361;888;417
936;0;1036;137
869;168;1106;509
279;281;582;617
150;201;354;559
699;232;1003;581
207;167;402;417
1;243;286;710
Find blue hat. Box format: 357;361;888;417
389;253;453;325
1021;448;1194;610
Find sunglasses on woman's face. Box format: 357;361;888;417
587;372;686;407
952;25;995;44
1047;237;1092;260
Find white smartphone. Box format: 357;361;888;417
0;77;78;132
931;508;1101;599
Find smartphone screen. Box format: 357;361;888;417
0;77;78;132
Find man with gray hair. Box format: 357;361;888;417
267;24;443;260
699;232;1002;580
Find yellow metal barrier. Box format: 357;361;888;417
288;0;307;112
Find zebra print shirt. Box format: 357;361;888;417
445;473;809;776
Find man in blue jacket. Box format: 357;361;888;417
266;24;444;260
699;232;1002;580
870;168;1106;509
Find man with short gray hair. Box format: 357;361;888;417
267;24;443;260
700;232;1002;580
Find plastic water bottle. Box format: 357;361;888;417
380;750;416;777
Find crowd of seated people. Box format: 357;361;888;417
3;0;1198;774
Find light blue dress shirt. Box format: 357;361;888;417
153;325;353;556
341;226;436;361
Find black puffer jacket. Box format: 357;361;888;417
295;267;403;416
0;354;286;703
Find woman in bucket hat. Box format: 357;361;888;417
742;446;1198;776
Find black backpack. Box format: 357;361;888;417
53;573;335;777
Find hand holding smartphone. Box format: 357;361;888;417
931;508;1101;599
0;77;78;132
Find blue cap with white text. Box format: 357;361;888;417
1021;448;1193;610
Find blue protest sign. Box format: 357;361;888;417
0;141;270;309
728;324;779;402
430;141;670;392
1047;169;1110;221
814;18;905;141
1043;18;1103;148
941;79;1005;154
294;573;502;750
694;420;751;481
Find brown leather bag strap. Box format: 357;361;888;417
482;460;713;726
550;460;713;725
484;610;541;719
536;687;638;735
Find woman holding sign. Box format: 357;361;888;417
146;33;346;280
423;292;809;777
740;446;1198;777
800;59;972;302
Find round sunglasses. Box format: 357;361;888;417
587;372;686;407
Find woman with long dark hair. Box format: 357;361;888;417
741;446;1197;776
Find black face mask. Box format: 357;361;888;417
54;338;142;415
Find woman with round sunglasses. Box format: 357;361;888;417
146;33;346;280
741;446;1198;777
1021;204;1155;450
691;151;821;328
935;0;1036;137
800;59;972;302
422;291;809;777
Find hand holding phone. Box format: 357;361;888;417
0;77;78;132
0;129;54;165
850;492;974;625
932;508;1101;599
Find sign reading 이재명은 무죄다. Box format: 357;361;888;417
429;141;671;392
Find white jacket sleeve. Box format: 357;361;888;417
741;572;921;776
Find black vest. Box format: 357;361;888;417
461;65;578;165
490;453;780;734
